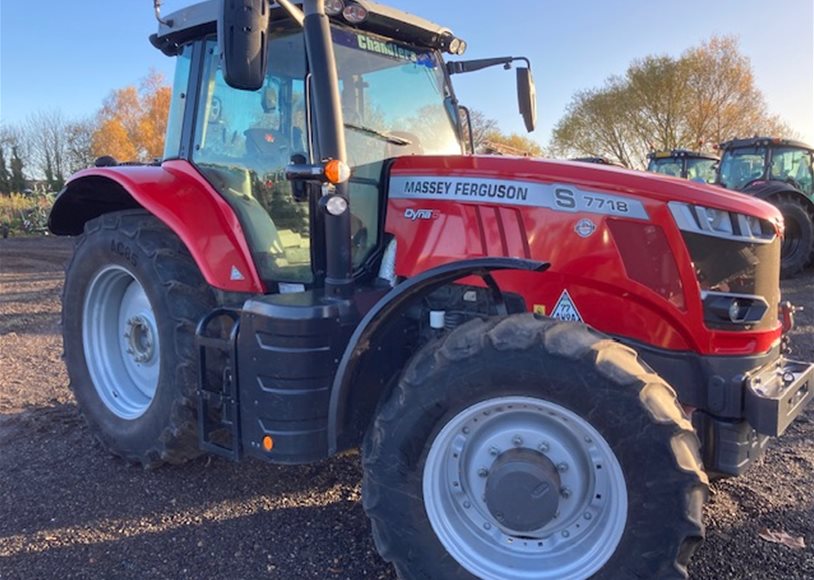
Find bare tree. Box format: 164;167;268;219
26;110;70;190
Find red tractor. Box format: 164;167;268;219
49;1;812;578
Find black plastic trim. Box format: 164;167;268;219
617;336;780;418
327;257;549;453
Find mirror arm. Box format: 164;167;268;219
153;0;173;27
277;0;305;26
447;56;531;76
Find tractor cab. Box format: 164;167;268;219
716;137;814;277
646;149;718;183
717;137;814;195
152;0;536;292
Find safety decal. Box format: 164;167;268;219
533;304;547;315
574;218;596;238
550;290;583;322
230;266;245;281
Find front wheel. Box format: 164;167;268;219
772;194;814;278
62;210;215;467
363;315;708;579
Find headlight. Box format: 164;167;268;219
669;202;775;243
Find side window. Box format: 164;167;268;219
192;34;312;283
163;44;192;159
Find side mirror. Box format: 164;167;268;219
516;68;537;133
218;0;270;91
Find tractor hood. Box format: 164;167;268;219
387;155;782;224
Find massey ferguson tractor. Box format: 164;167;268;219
715;137;814;278
646;149;719;183
48;1;813;578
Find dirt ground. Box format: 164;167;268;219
1;235;813;579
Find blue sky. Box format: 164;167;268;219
1;0;812;148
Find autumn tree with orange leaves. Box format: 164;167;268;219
91;71;171;162
551;36;790;168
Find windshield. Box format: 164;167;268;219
719;147;767;190
332;26;462;167
686;158;717;183
770;147;814;194
647;157;684;178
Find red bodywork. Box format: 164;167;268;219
385;155;784;357
62;160;265;293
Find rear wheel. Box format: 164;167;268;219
772;194;814;278
363;314;708;579
62;210;214;467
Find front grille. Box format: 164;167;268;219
682;232;780;331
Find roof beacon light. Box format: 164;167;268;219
342;3;368;24
325;0;345;16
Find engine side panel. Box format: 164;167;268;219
385;155;782;356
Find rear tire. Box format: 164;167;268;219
363;314;708;579
62;210;215;468
772;194;814;278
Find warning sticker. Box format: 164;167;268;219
550;290;582;322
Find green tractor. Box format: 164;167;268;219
646;149;718;183
715;137;814;278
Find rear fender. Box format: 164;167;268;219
327;257;548;454
48;160;264;293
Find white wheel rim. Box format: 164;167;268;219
82;265;160;419
423;396;627;580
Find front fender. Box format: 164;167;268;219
327;257;548;454
48;160;264;293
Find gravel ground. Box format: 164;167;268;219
1;235;813;579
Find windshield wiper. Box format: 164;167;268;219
344;123;412;146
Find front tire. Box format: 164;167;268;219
62;210;215;467
363;315;708;579
772;194;814;278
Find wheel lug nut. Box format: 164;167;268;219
489;446;499;456
538;441;550;452
561;530;570;538
512;435;523;447
477;467;489;477
462;427;470;434
583;512;592;520
463;501;471;509
484;523;492;530
557;462;569;473
560;487;571;498
495;512;504;521
584;436;593;443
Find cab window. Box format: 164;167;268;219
192;32;312;283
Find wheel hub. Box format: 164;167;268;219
125;315;156;364
485;448;561;533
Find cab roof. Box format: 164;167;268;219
647;149;719;161
719;136;814;152
150;0;459;57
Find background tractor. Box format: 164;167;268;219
715;137;814;278
47;1;812;578
646;149;719;183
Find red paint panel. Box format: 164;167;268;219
385;155;782;357
66;160;264;293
